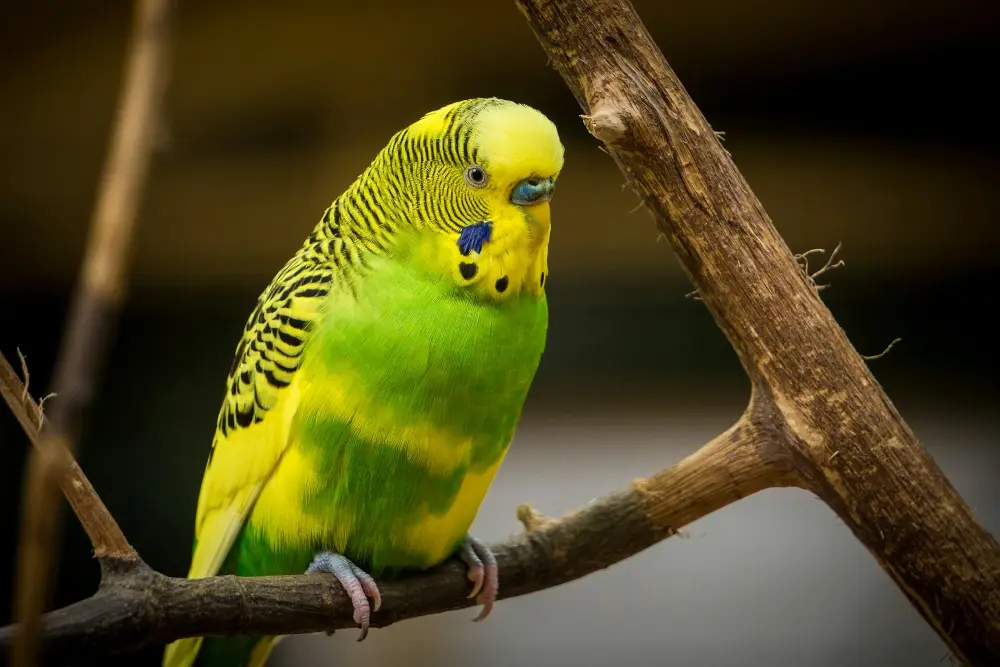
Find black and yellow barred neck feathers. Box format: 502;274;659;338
304;98;499;265
212;98;552;442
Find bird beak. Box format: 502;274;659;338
510;177;556;206
525;200;551;233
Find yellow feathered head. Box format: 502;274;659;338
382;98;564;297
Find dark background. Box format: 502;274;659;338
1;1;997;666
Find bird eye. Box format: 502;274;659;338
464;165;488;188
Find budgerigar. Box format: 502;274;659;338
162;98;563;667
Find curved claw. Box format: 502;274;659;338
306;551;382;641
460;542;485;599
459;536;499;622
472;595;495;623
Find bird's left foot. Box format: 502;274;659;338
459;536;498;622
306;551;382;641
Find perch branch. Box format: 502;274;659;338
0;383;795;660
515;0;1000;664
10;1;172;665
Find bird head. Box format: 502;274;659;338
391;98;564;299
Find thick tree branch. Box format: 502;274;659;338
10;1;172;665
515;0;1000;664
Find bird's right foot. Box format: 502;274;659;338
306;551;382;641
458;535;498;622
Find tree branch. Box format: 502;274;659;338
0;378;791;660
10;1;172;665
0;354;132;572
2;0;998;664
515;0;1000;664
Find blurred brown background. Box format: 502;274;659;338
1;1;997;666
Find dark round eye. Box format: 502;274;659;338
464;165;488;188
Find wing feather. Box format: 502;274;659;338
163;246;333;667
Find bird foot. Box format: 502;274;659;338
459;536;498;622
306;551;382;641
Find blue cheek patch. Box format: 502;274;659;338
457;221;493;256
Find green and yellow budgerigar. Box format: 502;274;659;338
163;98;564;667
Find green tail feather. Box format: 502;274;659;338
194;636;275;667
188;525;303;667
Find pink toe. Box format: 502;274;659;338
473;562;499;622
352;567;383;612
466;565;485;599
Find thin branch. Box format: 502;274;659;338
0;353;133;562
11;1;172;665
0;409;794;661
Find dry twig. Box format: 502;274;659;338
796;242;845;292
862;337;903;361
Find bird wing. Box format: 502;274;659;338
163;250;333;667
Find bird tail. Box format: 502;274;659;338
164;492;261;666
163;636;278;667
162;637;203;667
